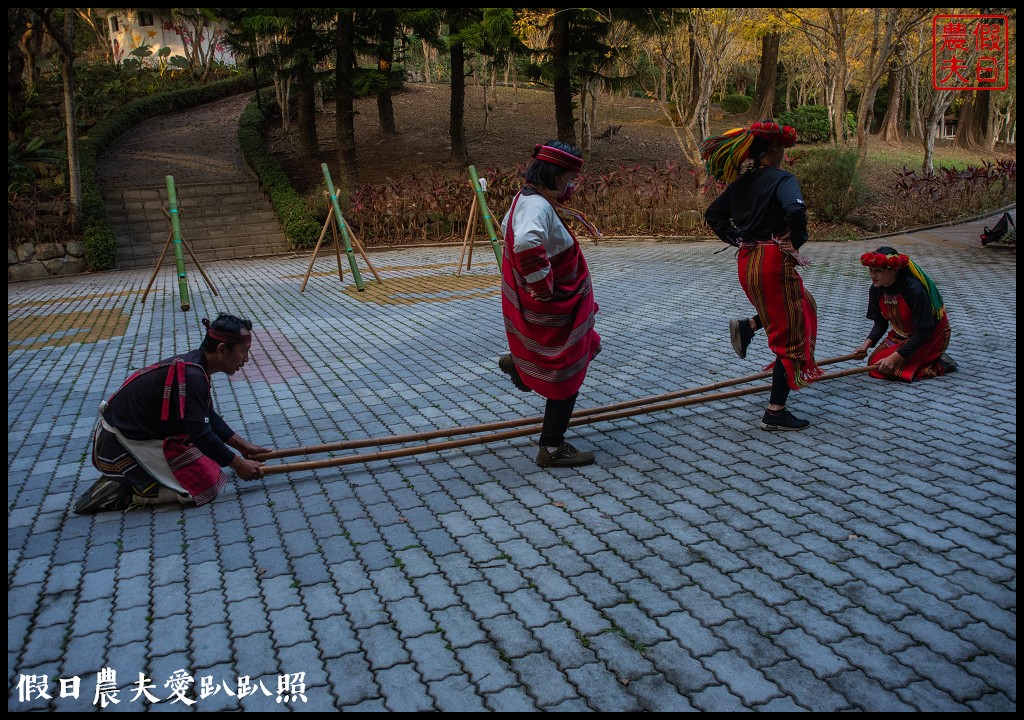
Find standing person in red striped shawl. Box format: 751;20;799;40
701;121;821;431
498;140;602;467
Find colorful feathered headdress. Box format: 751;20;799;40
699;121;797;183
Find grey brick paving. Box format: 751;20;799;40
7;221;1016;711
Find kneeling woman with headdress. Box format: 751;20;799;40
854;247;957;381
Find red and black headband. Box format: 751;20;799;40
533;144;584;172
202;317;252;348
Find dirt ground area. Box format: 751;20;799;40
269;83;693;192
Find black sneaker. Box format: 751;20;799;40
730;319;756;359
536;442;595;468
499;353;532;392
760;409;810;431
73;477;134;514
938;353;958;373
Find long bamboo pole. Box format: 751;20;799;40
165;175;190;311
256;352;863;461
257;354;867;463
321;163;364;291
467;165;502;266
262;364;875;476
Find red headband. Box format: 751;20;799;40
202;318;252;348
860;252;909;270
749;121;797;148
533;144;584;171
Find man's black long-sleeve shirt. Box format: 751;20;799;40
103;349;236;466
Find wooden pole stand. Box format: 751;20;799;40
457;196;480;277
300;202;383;291
141;203;219;305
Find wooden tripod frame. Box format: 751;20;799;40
456;194;501;276
141;207;219;305
300;207;383;291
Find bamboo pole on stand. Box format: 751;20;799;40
321;164;365;291
140;177;219;307
467;165;503;267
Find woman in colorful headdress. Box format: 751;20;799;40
701;121;820;431
854;246;956;381
498;140;601;468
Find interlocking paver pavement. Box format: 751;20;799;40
8;214;1016;711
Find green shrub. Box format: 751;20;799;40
790;147;865;223
720;94;751;115
777;105;856;144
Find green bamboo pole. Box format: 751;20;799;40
165;175;190;311
467;165;503;266
321;163;364;291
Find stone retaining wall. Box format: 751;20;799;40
8;199;88;282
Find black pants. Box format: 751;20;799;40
540;393;578;447
769;359;790;406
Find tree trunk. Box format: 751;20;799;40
294;65;318;158
34;9;81;222
907;63;923;140
480;55;490;133
61;22;81;223
551;11;576;145
422;38;432;86
335;12;359;195
954;96;982;151
449;40;468;162
376;11;398;135
921;91;954;176
275;77;291;132
974;88;995;150
877;58;906;144
748;32;780;121
660;55;668;104
8;9;29;141
294;17;319;160
22;14;45;86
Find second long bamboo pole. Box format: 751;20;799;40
255;353;864;462
261;361;875;476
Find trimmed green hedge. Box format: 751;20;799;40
777;104;856;144
720;94;751;115
237;98;322;250
79;74;256;270
791;147;865;223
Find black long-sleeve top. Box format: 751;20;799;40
865;274;936;358
705;165;809;249
103;349;236;466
